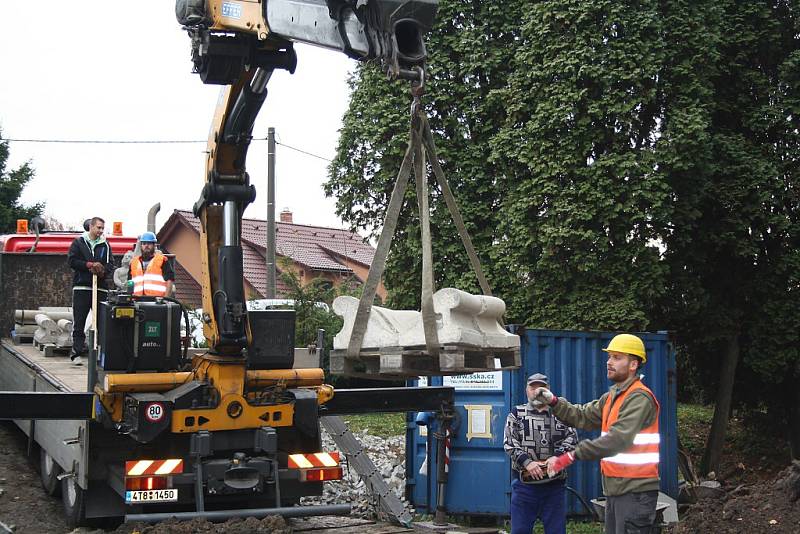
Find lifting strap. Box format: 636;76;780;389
346;73;492;358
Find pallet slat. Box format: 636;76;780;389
330;345;520;378
33;339;71;358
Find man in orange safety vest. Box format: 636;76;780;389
532;333;660;534
127;232;174;297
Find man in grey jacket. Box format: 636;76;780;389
504;373;577;534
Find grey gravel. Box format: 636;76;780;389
300;429;414;520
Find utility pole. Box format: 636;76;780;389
266;127;277;298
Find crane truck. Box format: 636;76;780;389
0;0;456;527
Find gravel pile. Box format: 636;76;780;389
300;429;415;519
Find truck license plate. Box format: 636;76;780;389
125;489;178;503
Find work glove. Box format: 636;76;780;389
91;262;105;276
532;387;558;407
546;451;575;477
85;261;95;272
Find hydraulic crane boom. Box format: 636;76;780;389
177;0;437;354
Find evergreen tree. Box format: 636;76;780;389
656;0;800;468
326;0;527;309
491;0;669;329
0;130;44;232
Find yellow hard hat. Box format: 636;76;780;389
602;334;646;363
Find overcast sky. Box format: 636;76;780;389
1;2;355;235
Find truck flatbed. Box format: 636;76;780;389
1;338;87;393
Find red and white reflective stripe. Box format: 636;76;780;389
444;429;451;473
126;459;184;476
288;452;340;469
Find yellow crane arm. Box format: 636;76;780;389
177;0;437;354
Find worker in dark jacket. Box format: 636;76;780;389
67;217;114;365
532;334;660;534
504;373;577;534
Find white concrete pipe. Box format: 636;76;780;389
15;310;73;324
12;324;38;335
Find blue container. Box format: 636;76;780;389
405;328;677;517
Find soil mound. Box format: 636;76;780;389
117;515;291;534
673;462;800;533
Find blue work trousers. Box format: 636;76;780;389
510;478;566;534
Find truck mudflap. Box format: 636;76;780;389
125;503;350;523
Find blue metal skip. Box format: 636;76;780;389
405;329;677;517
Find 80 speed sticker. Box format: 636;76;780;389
144;403;165;422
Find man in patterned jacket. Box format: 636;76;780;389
504;373;577;534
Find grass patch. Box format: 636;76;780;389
343;413;405;438
677;403;713;454
501;520;601;533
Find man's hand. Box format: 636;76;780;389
546;452;575;477
525;461;545;480
532;387;557;407
90;263;105;276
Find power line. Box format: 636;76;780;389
4;138;205;144
275;140;331;162
3;136;333;162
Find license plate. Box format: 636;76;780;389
125;489;178;503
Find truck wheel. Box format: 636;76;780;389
61;475;87;528
39;449;62;497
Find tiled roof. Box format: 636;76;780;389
172;251;292;303
241;242;291;297
173;261;202;308
173;210;374;272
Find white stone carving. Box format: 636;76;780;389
333;288;519;352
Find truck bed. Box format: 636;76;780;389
1;339;87;392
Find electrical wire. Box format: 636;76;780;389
274;140;332;162
3;137;333;162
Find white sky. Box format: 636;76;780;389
1;2;355;234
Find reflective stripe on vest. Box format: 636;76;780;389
130;254;167;296
600;379;660;479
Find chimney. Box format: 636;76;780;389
280;208;293;224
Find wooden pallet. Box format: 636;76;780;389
330;344;520;378
10;332;33;345
33;339;71;357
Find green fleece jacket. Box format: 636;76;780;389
552;375;660;496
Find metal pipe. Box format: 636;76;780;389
103;368;323;393
433;417;451;526
104;372;193;393
266;126;277;298
147;203;161;233
246;368;323;388
250;68;272;94
15;310;73;324
125;503;351;523
223;201;240;247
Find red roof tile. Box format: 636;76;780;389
173;261;203;308
168;210;374;298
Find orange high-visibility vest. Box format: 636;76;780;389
130;254;167;296
600;379;660;479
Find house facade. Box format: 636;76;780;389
157;209;385;307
